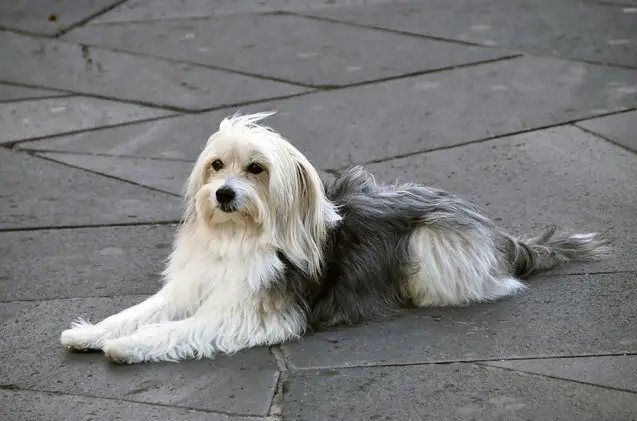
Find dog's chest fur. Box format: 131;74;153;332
168;225;287;310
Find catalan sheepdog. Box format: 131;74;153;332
60;112;607;364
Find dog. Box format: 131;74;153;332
60;111;608;364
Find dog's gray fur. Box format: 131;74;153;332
273;166;608;330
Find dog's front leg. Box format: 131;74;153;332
60;285;188;352
102;317;218;364
102;308;304;364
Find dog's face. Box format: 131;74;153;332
183;112;341;275
192;131;273;227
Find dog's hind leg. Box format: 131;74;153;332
404;227;528;307
60;285;189;352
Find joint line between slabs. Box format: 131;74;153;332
538;270;636;278
30;151;183;198
0;114;182;148
29;38;314;89
50;17;520;87
0;293;155;304
286;11;484;48
54;0;133;38
12;148;196;163
269;346;290;372
475;362;637;394
0;77;191;113
0;220;181;233
266;371;284;419
0;94;75;104
5;35;524;93
291;352;637;372
0;385;266;419
325;108;637;171
289;12;637;71
311;54;524;90
573;124;637;156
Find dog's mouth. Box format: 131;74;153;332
218;203;237;213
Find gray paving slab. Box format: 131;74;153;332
308;0;637;67
0;389;250;421
64;14;508;87
0;32;308;112
281;364;637;421
0;84;69;102
365;125;637;274
0;225;177;301
0;96;173;144
17;56;637;168
576;110;637;152
0;0;120;36
91;0;401;23
484;356;637;392
0;149;183;229
38;152;193;195
0;297;278;415
281;273;636;369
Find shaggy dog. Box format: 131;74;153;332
60;112;607;364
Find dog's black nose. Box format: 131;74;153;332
215;186;236;204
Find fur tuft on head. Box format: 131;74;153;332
218;110;277;133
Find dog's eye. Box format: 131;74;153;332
246;163;264;175
211;160;224;171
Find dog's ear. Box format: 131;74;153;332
182;158;209;223
278;151;340;277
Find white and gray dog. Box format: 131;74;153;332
60;112;607;364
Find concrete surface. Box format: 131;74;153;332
1;0;635;420
484;355;637;392
576;110;637;153
0;96;173;144
0;83;71;102
281;272;636;368
307;0;637;67
17;55;637;169
0;32;308;112
0;0;122;36
63;13;509;87
0;148;183;229
0;225;176;300
281;364;637;421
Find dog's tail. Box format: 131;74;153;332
505;226;609;278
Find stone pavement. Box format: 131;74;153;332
1;0;636;419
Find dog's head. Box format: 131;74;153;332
183;111;340;276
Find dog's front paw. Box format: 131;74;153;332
60;319;105;352
103;339;145;364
